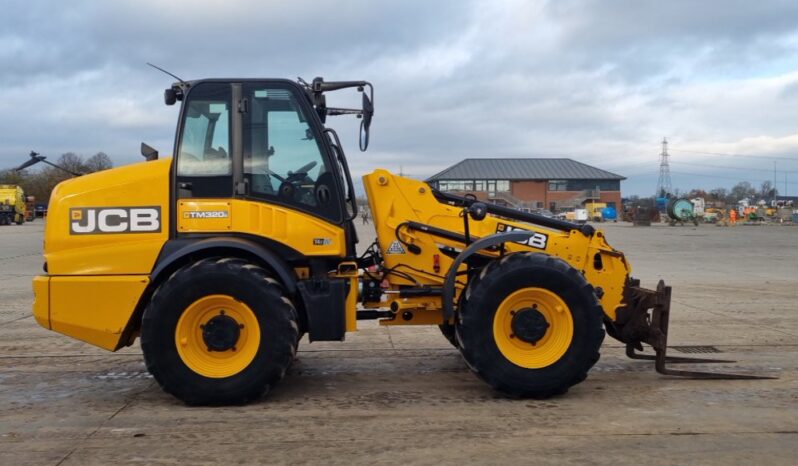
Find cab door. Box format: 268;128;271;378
240;82;343;225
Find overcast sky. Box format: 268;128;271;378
2;0;798;196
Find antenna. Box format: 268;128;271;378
146;63;186;84
656;137;672;198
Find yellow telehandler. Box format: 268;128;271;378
32;76;764;404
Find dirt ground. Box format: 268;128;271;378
1;219;796;465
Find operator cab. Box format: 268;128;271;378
164;78;371;258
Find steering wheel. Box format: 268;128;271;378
268;161;318;184
271;161;318;202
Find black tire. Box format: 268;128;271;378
141;257;298;405
456;252;605;398
439;322;459;348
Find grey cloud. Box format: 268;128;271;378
2;0;798;197
544;0;798;82
0;0;471;86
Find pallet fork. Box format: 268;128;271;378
614;280;775;380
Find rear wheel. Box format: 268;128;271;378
456;253;604;398
141;257;298;405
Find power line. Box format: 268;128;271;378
673;160;798;174
670;148;798;162
622;169;798;186
669;170;798;186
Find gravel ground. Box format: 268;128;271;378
1;219;796;465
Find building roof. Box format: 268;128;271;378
427;158;626;181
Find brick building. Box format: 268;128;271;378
427;158;625;212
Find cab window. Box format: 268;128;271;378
244;85;341;222
177;84;231;177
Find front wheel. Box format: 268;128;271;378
456;253;605;398
439;321;459;348
141;257;298;405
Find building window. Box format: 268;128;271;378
565;180;621;191
549;180;567;191
438;180;475;191
437;179;509;193
536;201;544;208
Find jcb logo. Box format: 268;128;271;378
70;207;161;234
496;223;548;250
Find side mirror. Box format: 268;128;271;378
359;92;373;151
164;88;177;106
141;143;159;161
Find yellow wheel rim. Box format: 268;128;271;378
175;295;260;378
493;287;574;369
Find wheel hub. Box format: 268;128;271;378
202;313;241;351
510;307;550;344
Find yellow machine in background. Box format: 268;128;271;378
33;76;763;405
585;202;607;222
0;184;26;225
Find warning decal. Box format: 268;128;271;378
386;240;406;255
